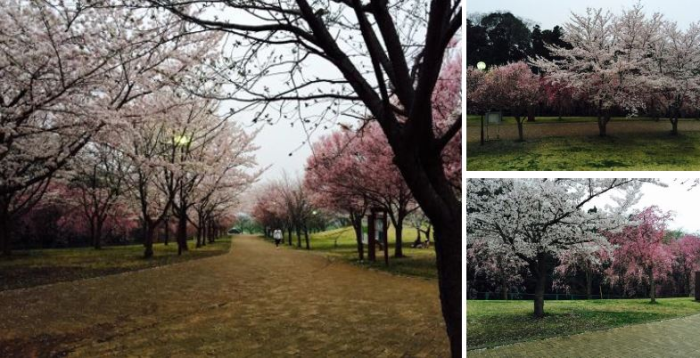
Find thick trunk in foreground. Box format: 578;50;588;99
390;139;461;357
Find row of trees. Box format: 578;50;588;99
468;5;700;140
0;2;259;257
467;179;700;318
250;50;461;259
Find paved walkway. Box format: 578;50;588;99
0;236;447;357
469;313;700;358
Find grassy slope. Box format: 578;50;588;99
467;298;700;350
269;226;437;279
467;132;700;171
0;237;232;291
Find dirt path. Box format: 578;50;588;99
0;235;447;357
469;313;700;358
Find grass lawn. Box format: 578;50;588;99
267;226;437;279
467;298;700;350
467;131;700;171
0;237;232;291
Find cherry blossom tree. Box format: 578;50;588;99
305;131;370;260
606;206;675;303
671;235;700;295
467;178;647;318
531;5;663;137
649;22;700;135
470;62;540;141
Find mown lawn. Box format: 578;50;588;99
0;237;232;291
467;298;700;350
267;226;437;279
467;131;700;171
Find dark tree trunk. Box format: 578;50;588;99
164;217;170;245
597;103;610;137
93;220;103;250
671;118;679;135
585;268;592;300
0;208;11;256
352;214;364;261
515;116;524;141
534;275;546;317
527;105;535;122
650;269;657;303
394;223;403;258
304;226;310;250
287;227;292;246
296;226;302;248
176;207;188;255
144;222;156;258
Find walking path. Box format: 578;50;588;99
0;236;447;357
470;313;700;357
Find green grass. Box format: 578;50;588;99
0;237;232;291
467;298;700;350
467;131;700;170
268;226;437;279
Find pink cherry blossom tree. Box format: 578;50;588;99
671;235;700;295
470;62;541;141
606;206;675;303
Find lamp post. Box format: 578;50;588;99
476;61;487;146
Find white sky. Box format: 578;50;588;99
467;0;699;30
588;179;700;234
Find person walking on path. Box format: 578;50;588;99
273;229;283;247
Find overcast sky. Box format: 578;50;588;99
587;179;700;234
467;0;700;30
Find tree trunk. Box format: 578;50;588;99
296;226;302;248
585;268;592;300
164;218;170;245
650;269;657;303
304;226;310;250
0;206;11;256
144;222;156;258
94;220;103;250
534;254;546;318
352;215;364;261
394;224;403;258
176;207;188;255
671;117;679;135
515;116;524;141
597;105;610;137
287;227;292;246
527;105;535;122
